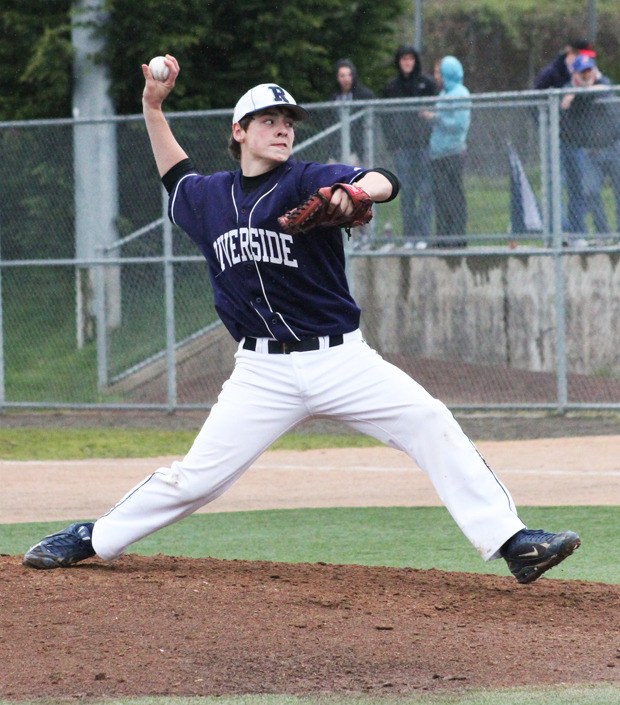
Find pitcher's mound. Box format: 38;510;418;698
2;554;618;699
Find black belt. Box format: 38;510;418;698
243;334;344;354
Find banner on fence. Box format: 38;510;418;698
508;142;542;234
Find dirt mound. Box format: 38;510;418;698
2;554;618;699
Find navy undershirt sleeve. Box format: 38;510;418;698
161;158;195;193
353;168;400;202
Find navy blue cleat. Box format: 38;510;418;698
501;528;581;584
23;522;96;569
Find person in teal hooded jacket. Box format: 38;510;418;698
426;56;471;247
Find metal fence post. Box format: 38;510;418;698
538;103;550;244
162;184;177;410
339;104;352;163
0;222;4;410
548;92;568;411
364;105;376;242
95;248;108;391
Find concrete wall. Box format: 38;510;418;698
351;251;620;376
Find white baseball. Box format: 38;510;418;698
148;56;170;82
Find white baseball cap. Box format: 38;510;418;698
232;83;308;124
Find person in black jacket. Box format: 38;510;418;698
329;59;375;165
382;45;437;246
533;38;595;90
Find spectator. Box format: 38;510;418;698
560;54;620;243
533;38;596;239
382;45;437;246
533;38;595;90
330;58;375;102
329;58;375;165
426;56;471;248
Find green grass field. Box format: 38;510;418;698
0;427;381;460
1;429;618;705
3;505;617;584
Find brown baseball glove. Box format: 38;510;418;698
277;182;373;236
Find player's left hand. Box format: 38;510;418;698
326;184;358;219
278;182;373;235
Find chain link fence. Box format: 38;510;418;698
1;87;620;412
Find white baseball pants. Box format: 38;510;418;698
92;330;525;562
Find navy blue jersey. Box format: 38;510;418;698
169;158;368;342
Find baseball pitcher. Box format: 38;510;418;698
24;55;580;584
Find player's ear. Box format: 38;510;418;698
231;122;246;143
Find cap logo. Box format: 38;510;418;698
233;83;307;124
268;86;290;104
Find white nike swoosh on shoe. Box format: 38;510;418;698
518;548;540;558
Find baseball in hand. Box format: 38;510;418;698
148;56;170;82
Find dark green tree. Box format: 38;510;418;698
0;0;73;120
0;0;406;121
99;0;406;115
2;1;619;121
423;1;620;92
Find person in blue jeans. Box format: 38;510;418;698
533;38;596;240
561;142;588;237
561;54;620;243
382;45;437;245
586;141;620;239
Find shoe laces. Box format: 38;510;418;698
44;527;90;552
519;529;557;543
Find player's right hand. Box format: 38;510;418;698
142;54;179;108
